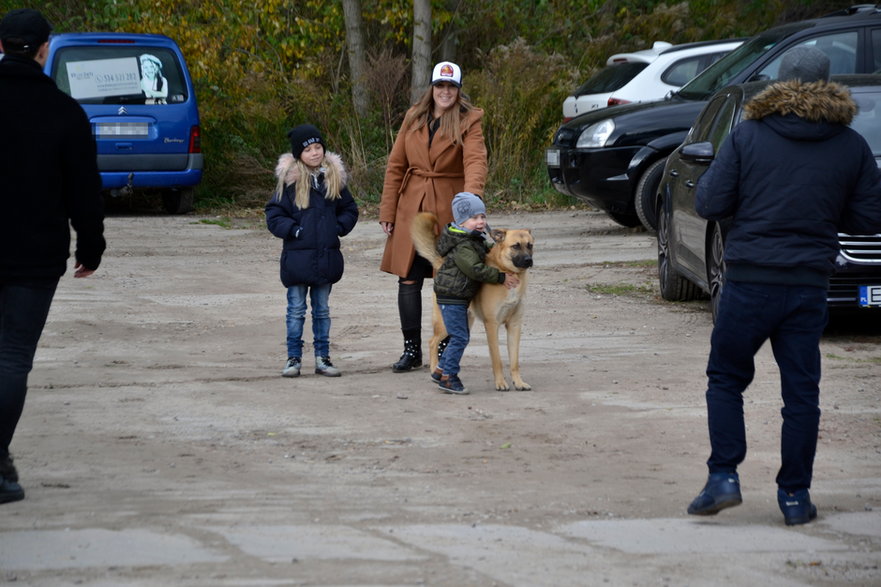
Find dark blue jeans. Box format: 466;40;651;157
438;303;470;377
0;279;58;461
705;280;828;492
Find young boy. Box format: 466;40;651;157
432;192;519;394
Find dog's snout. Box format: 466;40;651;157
514;255;533;269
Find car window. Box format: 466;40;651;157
677;23;810;99
756;32;859;79
851;88;881;154
661;51;730;87
685;94;728;143
573;62;649;95
706;95;739;150
50;46;188;105
873;28;881;73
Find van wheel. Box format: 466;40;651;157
162;188;194;214
635;158;666;234
657;196;700;301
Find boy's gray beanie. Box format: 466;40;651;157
452;192;486;225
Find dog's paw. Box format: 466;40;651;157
495;380;510;392
513;381;531;391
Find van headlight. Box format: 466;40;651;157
576;119;615;148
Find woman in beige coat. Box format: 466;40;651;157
379;61;487;372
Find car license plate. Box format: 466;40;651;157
95;122;149;137
546;148;560;167
858;285;881;307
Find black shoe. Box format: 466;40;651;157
688;472;742;515
392;337;422;372
778;489;818;526
0;456;24;505
429;368;443;384
438;374;469;395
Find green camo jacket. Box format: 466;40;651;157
433;224;504;304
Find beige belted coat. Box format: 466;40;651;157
379;107;487;277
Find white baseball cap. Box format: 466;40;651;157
431;61;462;87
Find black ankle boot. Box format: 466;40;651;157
392;338;422;372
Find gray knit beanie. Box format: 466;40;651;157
452;192;486;225
778;46;830;83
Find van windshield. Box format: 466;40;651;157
50;46;187;105
676;23;812;100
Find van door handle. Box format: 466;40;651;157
669;170;679;177
685;180;695;188
115;143;133;151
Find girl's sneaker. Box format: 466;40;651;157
438;374;469;395
282;357;301;377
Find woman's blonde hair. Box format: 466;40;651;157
274;153;343;209
403;85;475;146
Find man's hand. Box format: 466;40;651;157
74;263;95;278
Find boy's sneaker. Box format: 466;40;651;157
778;488;818;526
430;368;443;384
438;374;469;395
687;472;742;515
315;356;341;377
282;357;301;378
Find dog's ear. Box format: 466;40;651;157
489;228;506;243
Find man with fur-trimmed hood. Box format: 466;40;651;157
687;47;881;526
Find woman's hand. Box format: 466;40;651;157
380;221;394;236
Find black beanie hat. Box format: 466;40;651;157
287;124;324;160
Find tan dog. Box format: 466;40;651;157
411;212;534;391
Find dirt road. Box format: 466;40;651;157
2;209;879;586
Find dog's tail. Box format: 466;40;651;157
411;212;443;270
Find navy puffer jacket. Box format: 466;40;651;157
697;80;881;285
265;152;359;287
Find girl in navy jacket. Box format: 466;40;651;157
265;124;359;378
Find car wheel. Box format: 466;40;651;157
707;223;726;323
162;188;195;214
635;158;666;233
657;197;700;301
605;210;642;228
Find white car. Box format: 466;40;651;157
562;39;743;121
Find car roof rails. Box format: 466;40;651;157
823;4;881;16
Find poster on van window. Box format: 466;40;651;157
66;57;141;100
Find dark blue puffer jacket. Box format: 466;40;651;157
265;152;359;287
696;80;881;286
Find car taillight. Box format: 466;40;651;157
562;117;572;123
607;97;631;107
188;126;201;153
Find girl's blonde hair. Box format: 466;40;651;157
274;153;343;209
403;86;475;146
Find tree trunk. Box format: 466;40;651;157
342;0;368;116
410;0;432;104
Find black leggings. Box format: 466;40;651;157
398;256;434;336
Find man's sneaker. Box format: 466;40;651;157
778;488;818;526
315;356;341;377
438;374;469;395
687;472;743;515
0;457;24;505
430;368;443;384
282;357;301;378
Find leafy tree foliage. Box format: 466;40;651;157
24;0;848;209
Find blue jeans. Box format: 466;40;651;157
0;279;58;460
705;280;828;492
286;284;332;358
438;303;470;376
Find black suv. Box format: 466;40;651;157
546;6;881;231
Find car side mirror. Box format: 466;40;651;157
680;141;715;165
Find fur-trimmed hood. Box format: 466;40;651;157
275;151;348;187
745;80;857;125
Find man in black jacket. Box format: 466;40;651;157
0;9;106;504
686;46;881;525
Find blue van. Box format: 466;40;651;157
44;33;202;213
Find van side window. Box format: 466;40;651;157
873;28;881;73
50;47;188;105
